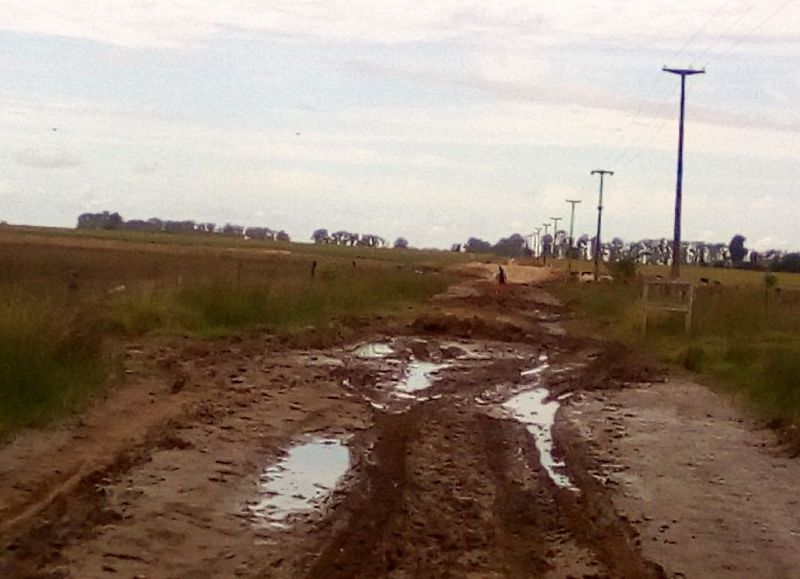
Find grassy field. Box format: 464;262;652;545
555;266;800;425
549;257;800;289
0;226;462;436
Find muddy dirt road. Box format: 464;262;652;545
1;276;799;578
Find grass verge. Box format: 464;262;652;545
0;265;451;437
0;302;106;437
556;282;800;424
107;267;451;335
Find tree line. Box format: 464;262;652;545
76;211;291;241
311;229;409;249
453;231;800;273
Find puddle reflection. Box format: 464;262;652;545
250;438;350;527
504;389;578;492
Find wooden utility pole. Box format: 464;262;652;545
591;169;613;281
663;66;705;279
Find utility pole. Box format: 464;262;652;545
550;217;563;260
534;227;542;261
542;223;551;264
565;199;582;273
591;170;614;281
663;66;705;279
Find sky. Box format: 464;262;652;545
0;1;799;250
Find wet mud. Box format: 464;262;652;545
0;276;762;578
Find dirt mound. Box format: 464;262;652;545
410;313;534;343
448;262;560;285
583;345;665;390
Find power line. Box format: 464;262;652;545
702;0;795;66
607;0;737;167
691;0;759;63
671;0;739;64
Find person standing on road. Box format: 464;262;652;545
495;265;507;295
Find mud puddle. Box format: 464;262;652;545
249;438;351;528
395;360;449;393
504;388;578;492
354;342;394;358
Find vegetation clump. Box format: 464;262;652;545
0;303;106;436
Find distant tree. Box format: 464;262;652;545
196;222;216;234
246;227;270;241
492;233;528;257
147;217;164;232
393;237;409;249
222;223;245;238
76;211;123;230
771;252;800;273
121;219;153;232
729;234;747;267
540;234;553;258
451;243;462;252
311;228;329;244
464;237;492;253
164;220;195;234
276;230;291;242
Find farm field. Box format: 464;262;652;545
1;229;800;578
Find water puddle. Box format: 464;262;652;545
354;342;394;358
249;438;350;528
503;388;578;492
521;364;550;378
396;360;449;393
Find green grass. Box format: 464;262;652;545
548;258;800;289
0;226;458;437
0;302;106;437
557;281;800;422
107;267;451;335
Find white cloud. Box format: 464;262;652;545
12;147;81;168
0;1;798;52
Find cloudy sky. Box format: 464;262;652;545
1;1;798;249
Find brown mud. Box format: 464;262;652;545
1;270;798;578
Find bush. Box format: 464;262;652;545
607;257;638;282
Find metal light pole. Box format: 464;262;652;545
591;170;614;281
663;66;705;279
565;199;582;273
550;217;563;260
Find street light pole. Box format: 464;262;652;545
663;66;705;279
591;170;614;281
565;199;582;273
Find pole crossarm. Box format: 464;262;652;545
662;67;706;76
